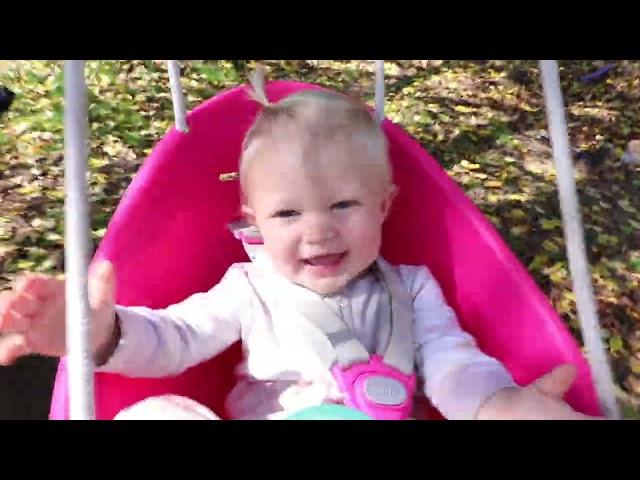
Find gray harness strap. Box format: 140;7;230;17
294;297;372;369
376;260;415;375
251;257;415;375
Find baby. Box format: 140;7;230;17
0;69;599;420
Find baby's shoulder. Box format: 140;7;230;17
218;261;280;297
211;262;257;294
223;261;255;277
379;258;441;296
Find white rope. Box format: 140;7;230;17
167;60;189;133
374;60;385;123
63;60;95;420
539;60;621;419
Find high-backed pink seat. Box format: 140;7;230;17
49;81;601;420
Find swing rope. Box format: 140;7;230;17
167;60;189;133
63;60;95;420
375;60;385;123
539;60;621;419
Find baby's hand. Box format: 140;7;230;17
475;364;603;420
0;261;118;365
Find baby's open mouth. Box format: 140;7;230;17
302;252;347;267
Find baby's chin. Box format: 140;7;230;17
304;280;348;295
292;272;353;295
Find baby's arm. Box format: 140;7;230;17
96;264;250;378
400;265;517;420
403;265;601;420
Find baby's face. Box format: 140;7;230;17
243;138;394;295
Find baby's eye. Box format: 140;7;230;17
331;200;360;210
273;209;299;219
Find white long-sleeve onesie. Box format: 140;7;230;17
98;256;517;420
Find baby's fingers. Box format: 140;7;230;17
0;291;34;333
15;273;60;300
0;333;30;366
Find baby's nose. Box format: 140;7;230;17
304;216;338;244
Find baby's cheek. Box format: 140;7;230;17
267;240;299;271
349;220;382;249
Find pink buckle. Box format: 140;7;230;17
332;354;416;420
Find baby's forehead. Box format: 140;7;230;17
242;120;391;201
245;149;383;200
259;127;378;161
256;139;381;180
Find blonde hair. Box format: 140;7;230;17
239;65;392;197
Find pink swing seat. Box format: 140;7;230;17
49;81;601;420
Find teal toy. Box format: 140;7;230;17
286;404;372;420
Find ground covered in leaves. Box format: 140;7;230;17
1;60;639;417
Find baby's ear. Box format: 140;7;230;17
241;205;256;225
381;184;397;218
